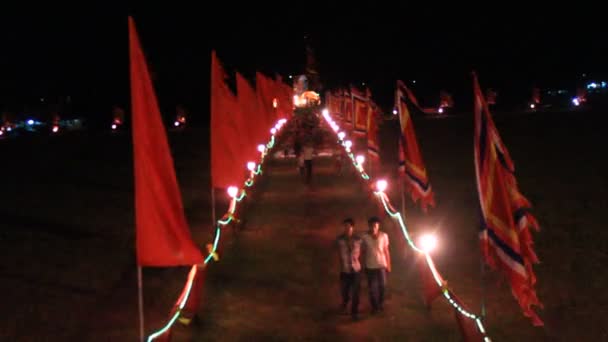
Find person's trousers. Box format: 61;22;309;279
304;159;312;184
340;272;361;314
366;268;387;311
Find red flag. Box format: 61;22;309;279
366;102;380;164
352;87;368;136
450;292;486;342
211;51;243;189
342;89;353;128
276;75;294;119
473;73;543;326
236;72;264;164
256;72;277;129
416;254;442;307
129;17;202;266
395;80;436;212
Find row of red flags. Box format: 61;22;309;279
211;51;293;189
130;17;294;340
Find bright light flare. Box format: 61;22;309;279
438;107;444;114
257;144;265;153
338;132;346;140
376;179;388;192
174;121;180;127
52;126;59;133
344;140;352;149
356;155;365;165
247;162;256;171
270;128;277;135
420;234;438;253
111;124;117;130
227;186;238;198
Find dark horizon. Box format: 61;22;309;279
1;6;607;117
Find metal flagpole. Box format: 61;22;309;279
137;266;145;342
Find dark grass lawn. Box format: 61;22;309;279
0;109;606;341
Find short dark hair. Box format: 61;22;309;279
368;216;381;225
343;218;354;226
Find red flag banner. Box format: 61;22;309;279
352;87;368;136
342;90;353;129
211;51;242;189
236;73;262;164
473;73;543;326
395;80;435;212
366;102;380;161
256;72;277;129
450;292;487;342
416;254;442;307
129;17;203;266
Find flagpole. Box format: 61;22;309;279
480;253;487;318
137;266;145;342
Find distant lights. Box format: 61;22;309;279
530;103;535;109
112;124;117;130
52;125;59;133
27;119;34;125
392;109;398;115
438;107;444;114
174;121;180;127
572;98;580;106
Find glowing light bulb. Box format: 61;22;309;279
227;186;238;198
420;234;438;253
376;179;388;192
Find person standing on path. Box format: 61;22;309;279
336;218;362;320
361;216;391;314
302;143;314;185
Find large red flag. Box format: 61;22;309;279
211;51;243;189
256;72;277;129
274;74;293;120
129;17;203;266
395;80;435;212
473;73;543;326
236;72;263;164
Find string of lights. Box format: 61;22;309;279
321;109;491;341
147;118;288;341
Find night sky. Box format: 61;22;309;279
1;5;606;117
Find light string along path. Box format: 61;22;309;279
147;118;287;341
321;109;491;341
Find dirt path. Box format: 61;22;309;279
168;154;452;341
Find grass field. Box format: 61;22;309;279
0;108;606;341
